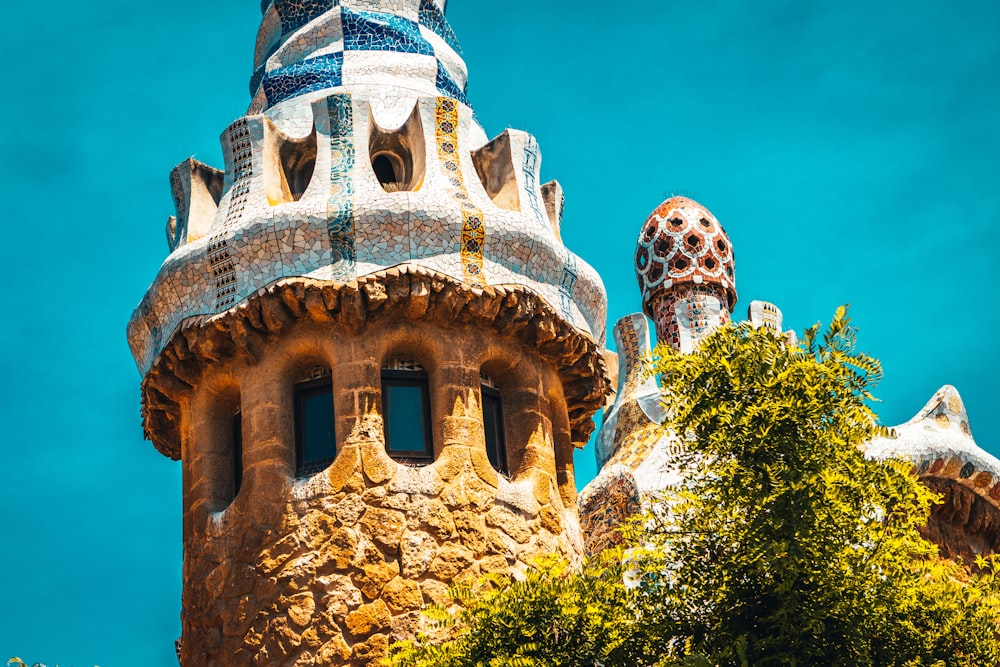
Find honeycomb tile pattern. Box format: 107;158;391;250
636;196;736;349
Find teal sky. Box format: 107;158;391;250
1;1;997;665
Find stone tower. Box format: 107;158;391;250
127;2;609;664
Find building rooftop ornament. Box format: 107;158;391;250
127;0;606;376
634;196;736;351
635;196;737;319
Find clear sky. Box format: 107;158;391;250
1;1;997;665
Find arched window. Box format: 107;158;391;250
381;359;433;462
294;367;336;476
480;374;508;475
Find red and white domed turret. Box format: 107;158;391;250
634;196;737;351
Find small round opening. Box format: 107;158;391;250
372;152;405;190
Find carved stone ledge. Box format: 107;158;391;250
142;267;611;459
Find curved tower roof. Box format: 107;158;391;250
127;0;607;376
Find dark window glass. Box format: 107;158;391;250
382;370;433;461
295;377;336;476
481;386;508;475
232;410;243;497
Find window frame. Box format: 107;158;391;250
381;368;434;463
232;409;243;497
294;375;337;477
481;384;509;476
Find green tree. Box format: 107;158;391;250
388;310;1000;667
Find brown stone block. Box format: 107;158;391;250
409;498;455;539
532;472;555;506
382;493;412;511
486;506;532;544
324;493;367;527
286;591;316;628
322;529;359;571
317;573;362;617
400;530;437;578
382;577;424;613
469;447;499;489
304;287;335;322
407;276;431;318
362;281;389;310
316;634;352;663
428;544;475;581
539;505;563;534
260;293;293;333
464;474;498;510
351;632;389;665
300;625;322;651
419;579;452;607
339;362;379;390
452;511;491;556
479;554;511;574
223;593;257;639
258;534;301;575
362;486;388;506
485;529;515;561
361;507;406;549
345;599;392;637
441;415;480;448
327;445;362;493
390;611;424;644
435;445;471;483
353;557;400;600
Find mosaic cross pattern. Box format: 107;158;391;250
251;1;469;112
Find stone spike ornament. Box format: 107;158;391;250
127;3;610;665
867;385;1000;560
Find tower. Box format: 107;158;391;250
634;196;737;352
581;196;742;554
584;194;1000;566
127;2;609;665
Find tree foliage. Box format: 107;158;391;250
388;310;1000;667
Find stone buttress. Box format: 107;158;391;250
127;2;609;665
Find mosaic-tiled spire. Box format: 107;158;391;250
635;196;737;352
250;0;469;117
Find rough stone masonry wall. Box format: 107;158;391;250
148;268;609;667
